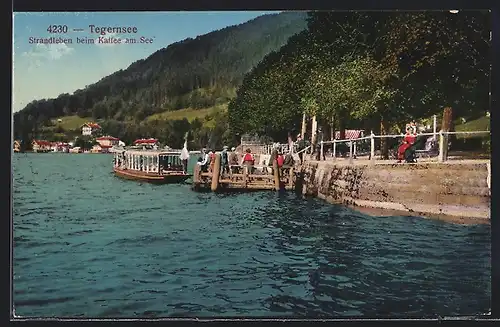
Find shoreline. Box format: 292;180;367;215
323;196;490;225
14;154;491;224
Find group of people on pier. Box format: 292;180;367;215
196;144;296;177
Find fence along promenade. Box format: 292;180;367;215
318;130;490;163
239;129;489;165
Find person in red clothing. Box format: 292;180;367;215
242;148;254;173
397;127;416;162
277;152;285;167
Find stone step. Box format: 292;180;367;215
317;171;488;189
349;199;490;220
361;169;488;188
363;166;487;178
356;186;490;208
359;180;490;197
317;179;490;206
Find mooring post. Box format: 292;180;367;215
193;164;200;184
243;165;248;187
333;140;336;159
320;141;324;161
273;159;281;191
370;131;375;161
349;141;353;164
439;107;452;163
487;161;491;190
301;112;307;139
433;114;437;138
438;130;446;162
211;153;221;191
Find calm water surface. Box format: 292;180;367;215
13;153;491;318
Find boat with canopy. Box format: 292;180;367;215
113;146;191;184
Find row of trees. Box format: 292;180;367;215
227;11;491;154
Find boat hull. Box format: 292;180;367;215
113;168;191;184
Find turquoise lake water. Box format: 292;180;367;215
12;153;491;318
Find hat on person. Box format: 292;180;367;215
223;145;229;150
231;147;236;151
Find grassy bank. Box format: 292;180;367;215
49;115;96;131
146;103;227;123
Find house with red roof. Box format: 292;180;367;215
32;140;52;153
90;144;113;153
81;122;102;136
50;142;71;153
96;136;120;147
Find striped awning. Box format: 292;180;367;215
334;130;364;140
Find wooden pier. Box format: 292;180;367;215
192;153;296;192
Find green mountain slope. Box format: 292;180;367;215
14;12;307;146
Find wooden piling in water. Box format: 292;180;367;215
273;160;281;191
243;165;248;186
211;154;221;191
288;167;294;189
193;164;200;183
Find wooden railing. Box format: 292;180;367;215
319;130;490;162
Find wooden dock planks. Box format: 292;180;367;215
192;153;295;192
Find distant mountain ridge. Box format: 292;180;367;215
14;11;308;140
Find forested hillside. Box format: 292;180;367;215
14;12;307;149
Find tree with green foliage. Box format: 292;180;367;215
228;10;490;157
228;30;317;142
73;136;95;150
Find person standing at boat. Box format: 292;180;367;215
268;145;278;173
197;148;210;172
220;146;230;176
209;150;216;172
122;151;127;169
242;148;255;174
229;147;239;173
180;140;190;174
296;134;305;165
277;151;285;168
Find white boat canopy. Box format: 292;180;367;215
114;150;185;174
119;150;182;157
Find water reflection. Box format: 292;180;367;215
243;193;490;318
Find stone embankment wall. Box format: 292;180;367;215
299;161;490;221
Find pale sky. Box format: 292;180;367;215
12;11;279;112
